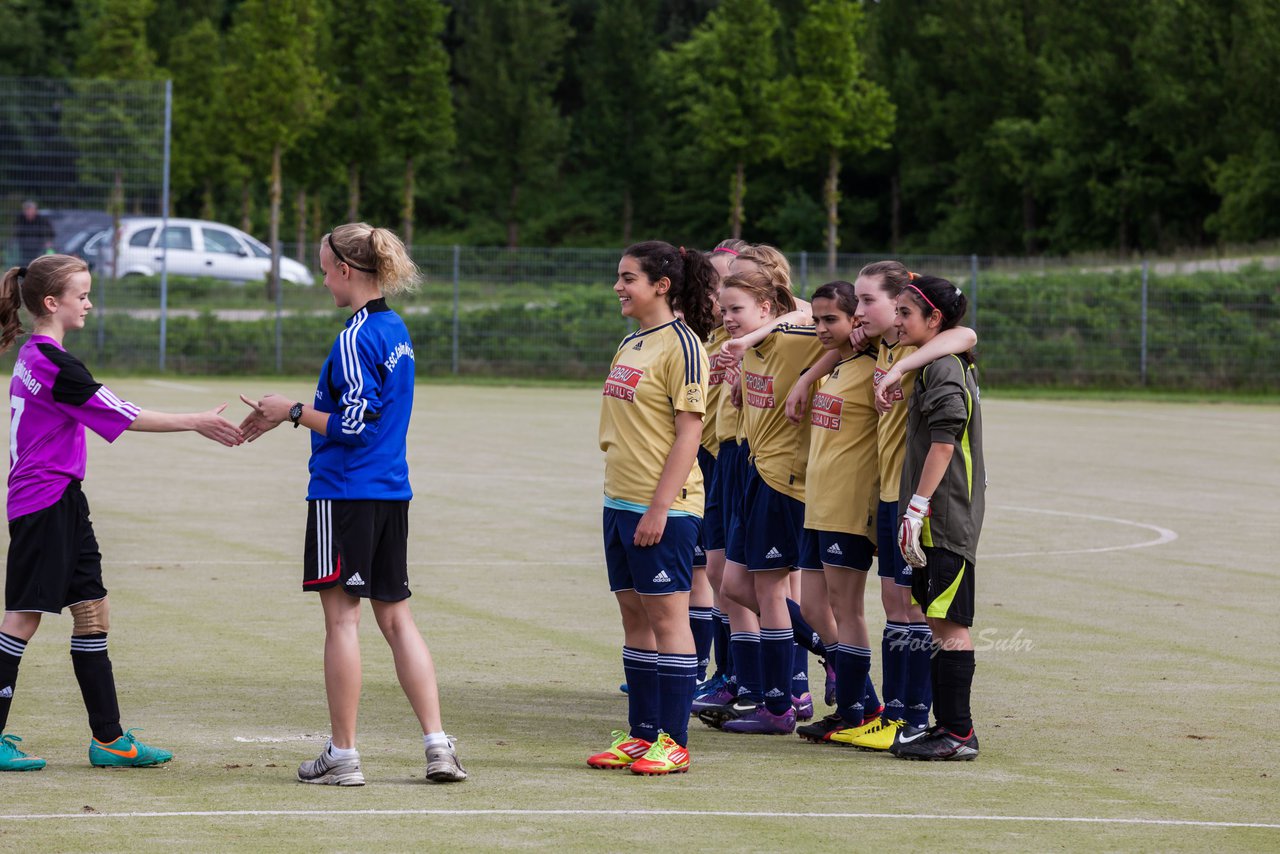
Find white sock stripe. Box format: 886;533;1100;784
622;648;658;663
0;635;27;656
760;628;793;641
729;633;761;644
689;612;715;621
70;639;108;653
656;655;699;668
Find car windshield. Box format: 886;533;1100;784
244;236;271;259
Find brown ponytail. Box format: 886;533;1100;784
0;255;89;354
622;241;717;339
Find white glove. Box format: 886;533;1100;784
898;494;930;568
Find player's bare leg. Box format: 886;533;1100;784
319;587;362;748
371;599;442;733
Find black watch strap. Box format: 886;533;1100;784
289;402;304;427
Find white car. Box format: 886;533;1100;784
100;217;314;285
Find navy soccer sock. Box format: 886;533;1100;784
862;672;882;722
791;643;809;698
834;643;870;725
711;608;730;678
656;653;699;747
759;627;794;715
728;632;761;702
785;598;826;656
689;606;715;682
933;648;976;734
70;633;124;743
905;622;934;728
881;621;910;722
0;632;27;733
622;647;659;743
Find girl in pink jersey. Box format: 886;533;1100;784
0;255;240;772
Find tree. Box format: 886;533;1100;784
577;0;661;243
777;0;893;273
166;18;228;220
454;0;571;248
665;0;781;239
224;0;325;297
366;0;454;247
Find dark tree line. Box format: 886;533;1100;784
3;0;1277;257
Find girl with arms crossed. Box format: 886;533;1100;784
590;241;714;775
240;223;466;785
0;255;240;771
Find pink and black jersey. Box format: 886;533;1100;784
7;335;138;520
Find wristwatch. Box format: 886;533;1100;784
289;402;304;428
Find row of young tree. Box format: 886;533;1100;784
5;0;1278;259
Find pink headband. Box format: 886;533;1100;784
712;247;740;256
905;282;939;314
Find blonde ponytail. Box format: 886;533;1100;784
327;222;421;296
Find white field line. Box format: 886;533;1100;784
985;505;1177;558
0;808;1275;829
114;506;1174;566
144;379;208;393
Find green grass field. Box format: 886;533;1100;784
1;381;1277;852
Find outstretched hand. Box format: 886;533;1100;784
238;393;285;443
193;403;244;447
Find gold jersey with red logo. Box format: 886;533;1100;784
805;347;880;535
701;326;730;455
875;339;919;501
599;318;710;515
742;324;825;501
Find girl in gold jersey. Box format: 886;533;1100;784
785;261;975;750
704;270;824;735
591;241;715;776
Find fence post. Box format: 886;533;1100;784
451;244;461;376
1140;259;1149;386
970;253;979;335
799;251;809;292
158;79;172;372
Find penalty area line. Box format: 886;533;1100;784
0;808;1275;829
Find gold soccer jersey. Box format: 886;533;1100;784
742;324;825;501
702;327;730;455
600;319;710;515
875;339;919;502
805;347;880;535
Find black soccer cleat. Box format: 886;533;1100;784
796;713;853;744
890;725;979;761
697;698;759;730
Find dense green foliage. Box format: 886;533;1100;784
22;266;1275;390
3;0;1278;255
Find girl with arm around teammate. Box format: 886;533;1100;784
0;255;240;772
590;241;714;776
889;275;985;761
240;223;466;785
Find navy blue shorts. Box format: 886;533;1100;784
695;446;718;563
814;530;875;571
722;440;750;565
742;464;806;572
877;499;910;584
796;529;823;571
603;507;700;595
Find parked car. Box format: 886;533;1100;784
98;217;315;285
47;209;116;255
63;225;115;271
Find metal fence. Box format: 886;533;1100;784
2;243;1271;391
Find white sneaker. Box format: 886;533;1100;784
425;737;467;783
298;743;365;786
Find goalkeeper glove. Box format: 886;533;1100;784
898;493;930;568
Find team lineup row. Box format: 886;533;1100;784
0;228;984;786
594;240;985;775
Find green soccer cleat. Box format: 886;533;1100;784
89;729;174;768
0;733;46;771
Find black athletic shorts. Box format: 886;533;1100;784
6;481;107;613
303;499;411;602
911;546;975;627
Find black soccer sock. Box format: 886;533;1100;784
0;632;28;733
70;633;123;743
933;648;976;734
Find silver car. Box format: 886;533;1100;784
99;217;314;285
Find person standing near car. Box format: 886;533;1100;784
13;202;54;264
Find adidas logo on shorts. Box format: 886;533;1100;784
765;547;783;560
0;685;11;698
345;572;365;587
652;570;672;584
826;542;843;556
792;671;807;681
694;545;704;556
